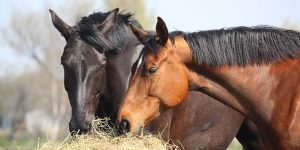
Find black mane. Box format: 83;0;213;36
185;26;300;66
147;26;300;66
76;10;142;53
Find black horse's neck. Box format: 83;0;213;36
97;25;143;121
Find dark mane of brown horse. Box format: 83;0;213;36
146;27;300;66
77;11;142;53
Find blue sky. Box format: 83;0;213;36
0;0;300;76
154;0;300;30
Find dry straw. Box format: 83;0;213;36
38;118;180;150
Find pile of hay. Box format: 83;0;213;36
38;118;179;150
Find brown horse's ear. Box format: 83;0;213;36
98;8;119;34
156;17;169;46
129;23;150;44
49;9;72;39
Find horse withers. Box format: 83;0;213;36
117;17;300;149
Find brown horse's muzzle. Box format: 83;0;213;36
117;118;146;137
117;118;131;134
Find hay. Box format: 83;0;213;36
38;118;180;150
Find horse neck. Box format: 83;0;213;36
103;34;142;111
171;36;194;64
173;33;300;125
187;58;300;126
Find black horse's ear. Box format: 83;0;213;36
98;8;119;34
156;17;169;45
130;23;150;44
49;9;72;39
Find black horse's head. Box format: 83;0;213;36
50;9;121;134
50;8;142;134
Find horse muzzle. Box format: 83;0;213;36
69;116;93;135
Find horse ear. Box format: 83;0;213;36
49;9;72;39
98;8;119;34
129;23;150;44
156;17;169;45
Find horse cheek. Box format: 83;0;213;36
177;74;189;105
167;71;189;107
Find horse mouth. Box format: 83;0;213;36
138;125;145;137
130;123;145;137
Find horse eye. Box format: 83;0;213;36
147;67;158;75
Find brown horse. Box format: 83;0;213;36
117;17;300;149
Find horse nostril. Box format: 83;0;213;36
119;119;130;132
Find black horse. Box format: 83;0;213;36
50;8;263;149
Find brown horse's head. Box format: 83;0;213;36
117;17;192;133
50;9;119;134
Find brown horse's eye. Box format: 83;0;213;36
146;67;158;75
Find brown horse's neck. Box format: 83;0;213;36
173;36;193;64
174;36;300;124
192;59;299;121
187;57;300;149
173;35;300;149
173;35;300;118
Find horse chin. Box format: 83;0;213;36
131;123;145;137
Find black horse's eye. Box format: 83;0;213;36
146;67;158;75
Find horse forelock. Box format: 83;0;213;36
76;10;141;53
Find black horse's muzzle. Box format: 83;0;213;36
69;118;91;135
